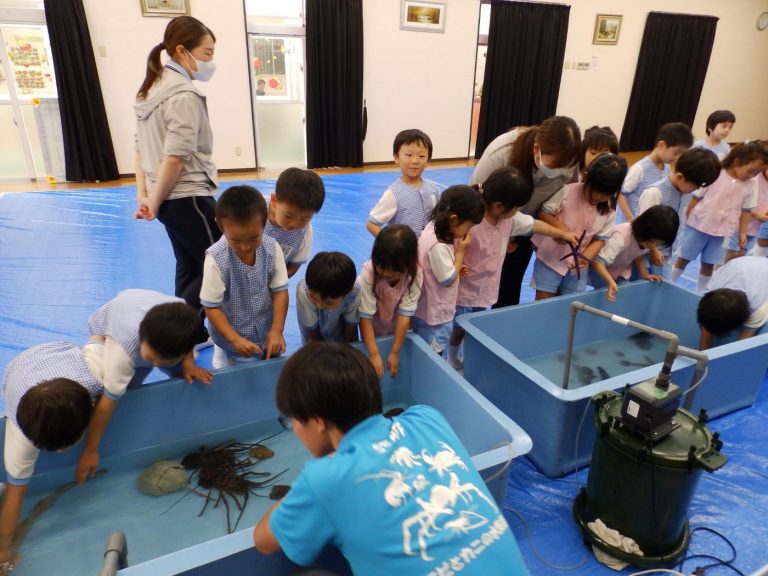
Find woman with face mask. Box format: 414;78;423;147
470;116;582;308
134;16;221;335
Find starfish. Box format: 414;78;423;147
559;229;591;280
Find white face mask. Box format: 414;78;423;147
185;50;216;82
535;148;572;180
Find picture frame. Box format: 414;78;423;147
400;1;446;34
593;14;622;45
140;0;190;18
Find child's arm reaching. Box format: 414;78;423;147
530;220;579;245
387;314;411;378
205;307;262;358
590;260;619;302
76;395;117;484
634;254;662;283
359;318;383;377
265;290;288;359
366;220;382;237
739;210;752;248
0;483;27;567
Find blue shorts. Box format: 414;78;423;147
758;221;768;241
676;226;725;265
726;233;756;252
454;305;487;317
412;317;453;358
532;259;587;295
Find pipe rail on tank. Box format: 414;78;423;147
563;301;709;409
98;531;128;576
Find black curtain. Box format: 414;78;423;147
620;12;718;151
475;1;570;159
305;0;364;168
44;0;118;181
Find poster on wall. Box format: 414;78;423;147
2;27;57;98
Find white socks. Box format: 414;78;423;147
751;244;768;257
670;267;684;282
697;274;711;292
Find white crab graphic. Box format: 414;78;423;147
357;470;413;508
421;442;468;477
389;446;422;468
402;472;496;561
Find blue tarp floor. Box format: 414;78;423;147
0;167;763;575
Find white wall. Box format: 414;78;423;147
555;0;768;143
362;0;481;162
80;0;768;173
82;0;255;175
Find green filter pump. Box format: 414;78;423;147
566;302;727;567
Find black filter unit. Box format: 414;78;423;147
573;390;727;567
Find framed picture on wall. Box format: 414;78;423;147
593;14;622;45
400;1;447;33
140;0;190;18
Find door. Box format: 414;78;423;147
247;34;306;170
0;22;62;182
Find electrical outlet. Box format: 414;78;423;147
564;61;572;70
98;45;107;57
235;146;242;156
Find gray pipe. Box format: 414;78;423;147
98;531;128;576
563;302;708;399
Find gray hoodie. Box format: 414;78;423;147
134;68;217;199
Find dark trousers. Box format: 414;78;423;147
157;195;221;313
493;236;534;308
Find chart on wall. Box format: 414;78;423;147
2;26;56;98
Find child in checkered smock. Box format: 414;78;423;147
201;186;289;369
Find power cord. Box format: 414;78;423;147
678;526;746;576
504;506;589;571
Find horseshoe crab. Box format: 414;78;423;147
137;460;188;496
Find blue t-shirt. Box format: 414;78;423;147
270;405;530;575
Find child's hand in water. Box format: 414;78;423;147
386;351;400;378
233;336;262;358
739;233;748;248
369;352;385;378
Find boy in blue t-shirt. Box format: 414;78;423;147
254;342;531;575
265;168;326;278
296;251;360;344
